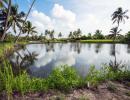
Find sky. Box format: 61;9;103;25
13;0;130;37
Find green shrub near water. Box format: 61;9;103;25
47;66;83;91
0;61;130;97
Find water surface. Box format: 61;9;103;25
10;43;130;77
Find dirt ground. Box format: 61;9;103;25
1;81;130;100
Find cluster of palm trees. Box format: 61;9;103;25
68;29;82;39
45;29;55;40
110;7;129;41
0;0;37;42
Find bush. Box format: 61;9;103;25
48;65;83;91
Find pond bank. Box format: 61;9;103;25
29;39;128;44
3;81;129;100
0;42;26;60
0;64;130;100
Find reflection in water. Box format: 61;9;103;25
127;45;130;53
95;44;102;53
45;43;55;52
9;43;130;78
70;42;82;54
110;44;116;56
10;47;38;75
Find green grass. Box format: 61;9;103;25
0;61;130;98
0;43;14;58
0;42;27;59
80;39;120;43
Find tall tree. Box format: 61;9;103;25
110;27;122;37
49;30;54;39
14;0;36;43
0;0;8;8
93;30;104;39
111;7;129;41
68;32;73;39
58;32;62;38
23;21;37;40
1;0;11;41
112;7;129;27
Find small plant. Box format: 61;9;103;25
107;82;117;92
86;66;101;88
48;65;82;91
125;91;130;96
79;95;89;100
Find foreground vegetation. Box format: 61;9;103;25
0;61;130;99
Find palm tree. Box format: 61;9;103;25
58;32;62;38
14;0;36;43
0;4;25;40
110;27;122;40
112;7;129;27
76;28;82;39
8;5;25;33
49;30;54;39
0;0;9;8
23;21;37;40
0;0;11;41
68;32;73;39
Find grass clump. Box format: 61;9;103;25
107;82;117;92
48;65;83;91
0;43;14;58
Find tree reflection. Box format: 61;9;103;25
127;44;130;53
95;43;102;53
45;43;55;52
58;43;63;50
88;43;91;50
70;42;82;54
110;44;116;56
109;43;122;72
10;47;38;75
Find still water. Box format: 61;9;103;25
9;43;130;77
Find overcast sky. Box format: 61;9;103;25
13;0;130;37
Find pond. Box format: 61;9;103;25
9;43;130;78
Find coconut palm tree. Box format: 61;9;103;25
0;4;25;40
14;0;36;43
58;32;62;38
76;28;82;39
112;7;129;27
110;27;122;40
8;5;25;33
0;0;11;41
23;21;37;40
49;30;54;40
68;32;73;39
0;0;9;8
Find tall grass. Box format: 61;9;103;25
0;61;130;97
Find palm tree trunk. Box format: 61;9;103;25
25;33;29;41
14;0;36;43
1;0;11;42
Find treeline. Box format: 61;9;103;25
0;1;130;43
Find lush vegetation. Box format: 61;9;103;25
0;0;130;99
0;61;130;98
0;43;14;58
0;0;130;43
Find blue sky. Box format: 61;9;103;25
12;0;130;37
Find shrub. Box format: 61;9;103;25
48;65;83;91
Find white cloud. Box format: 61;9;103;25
29;1;130;37
30;4;77;37
52;4;76;23
30;10;54;32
